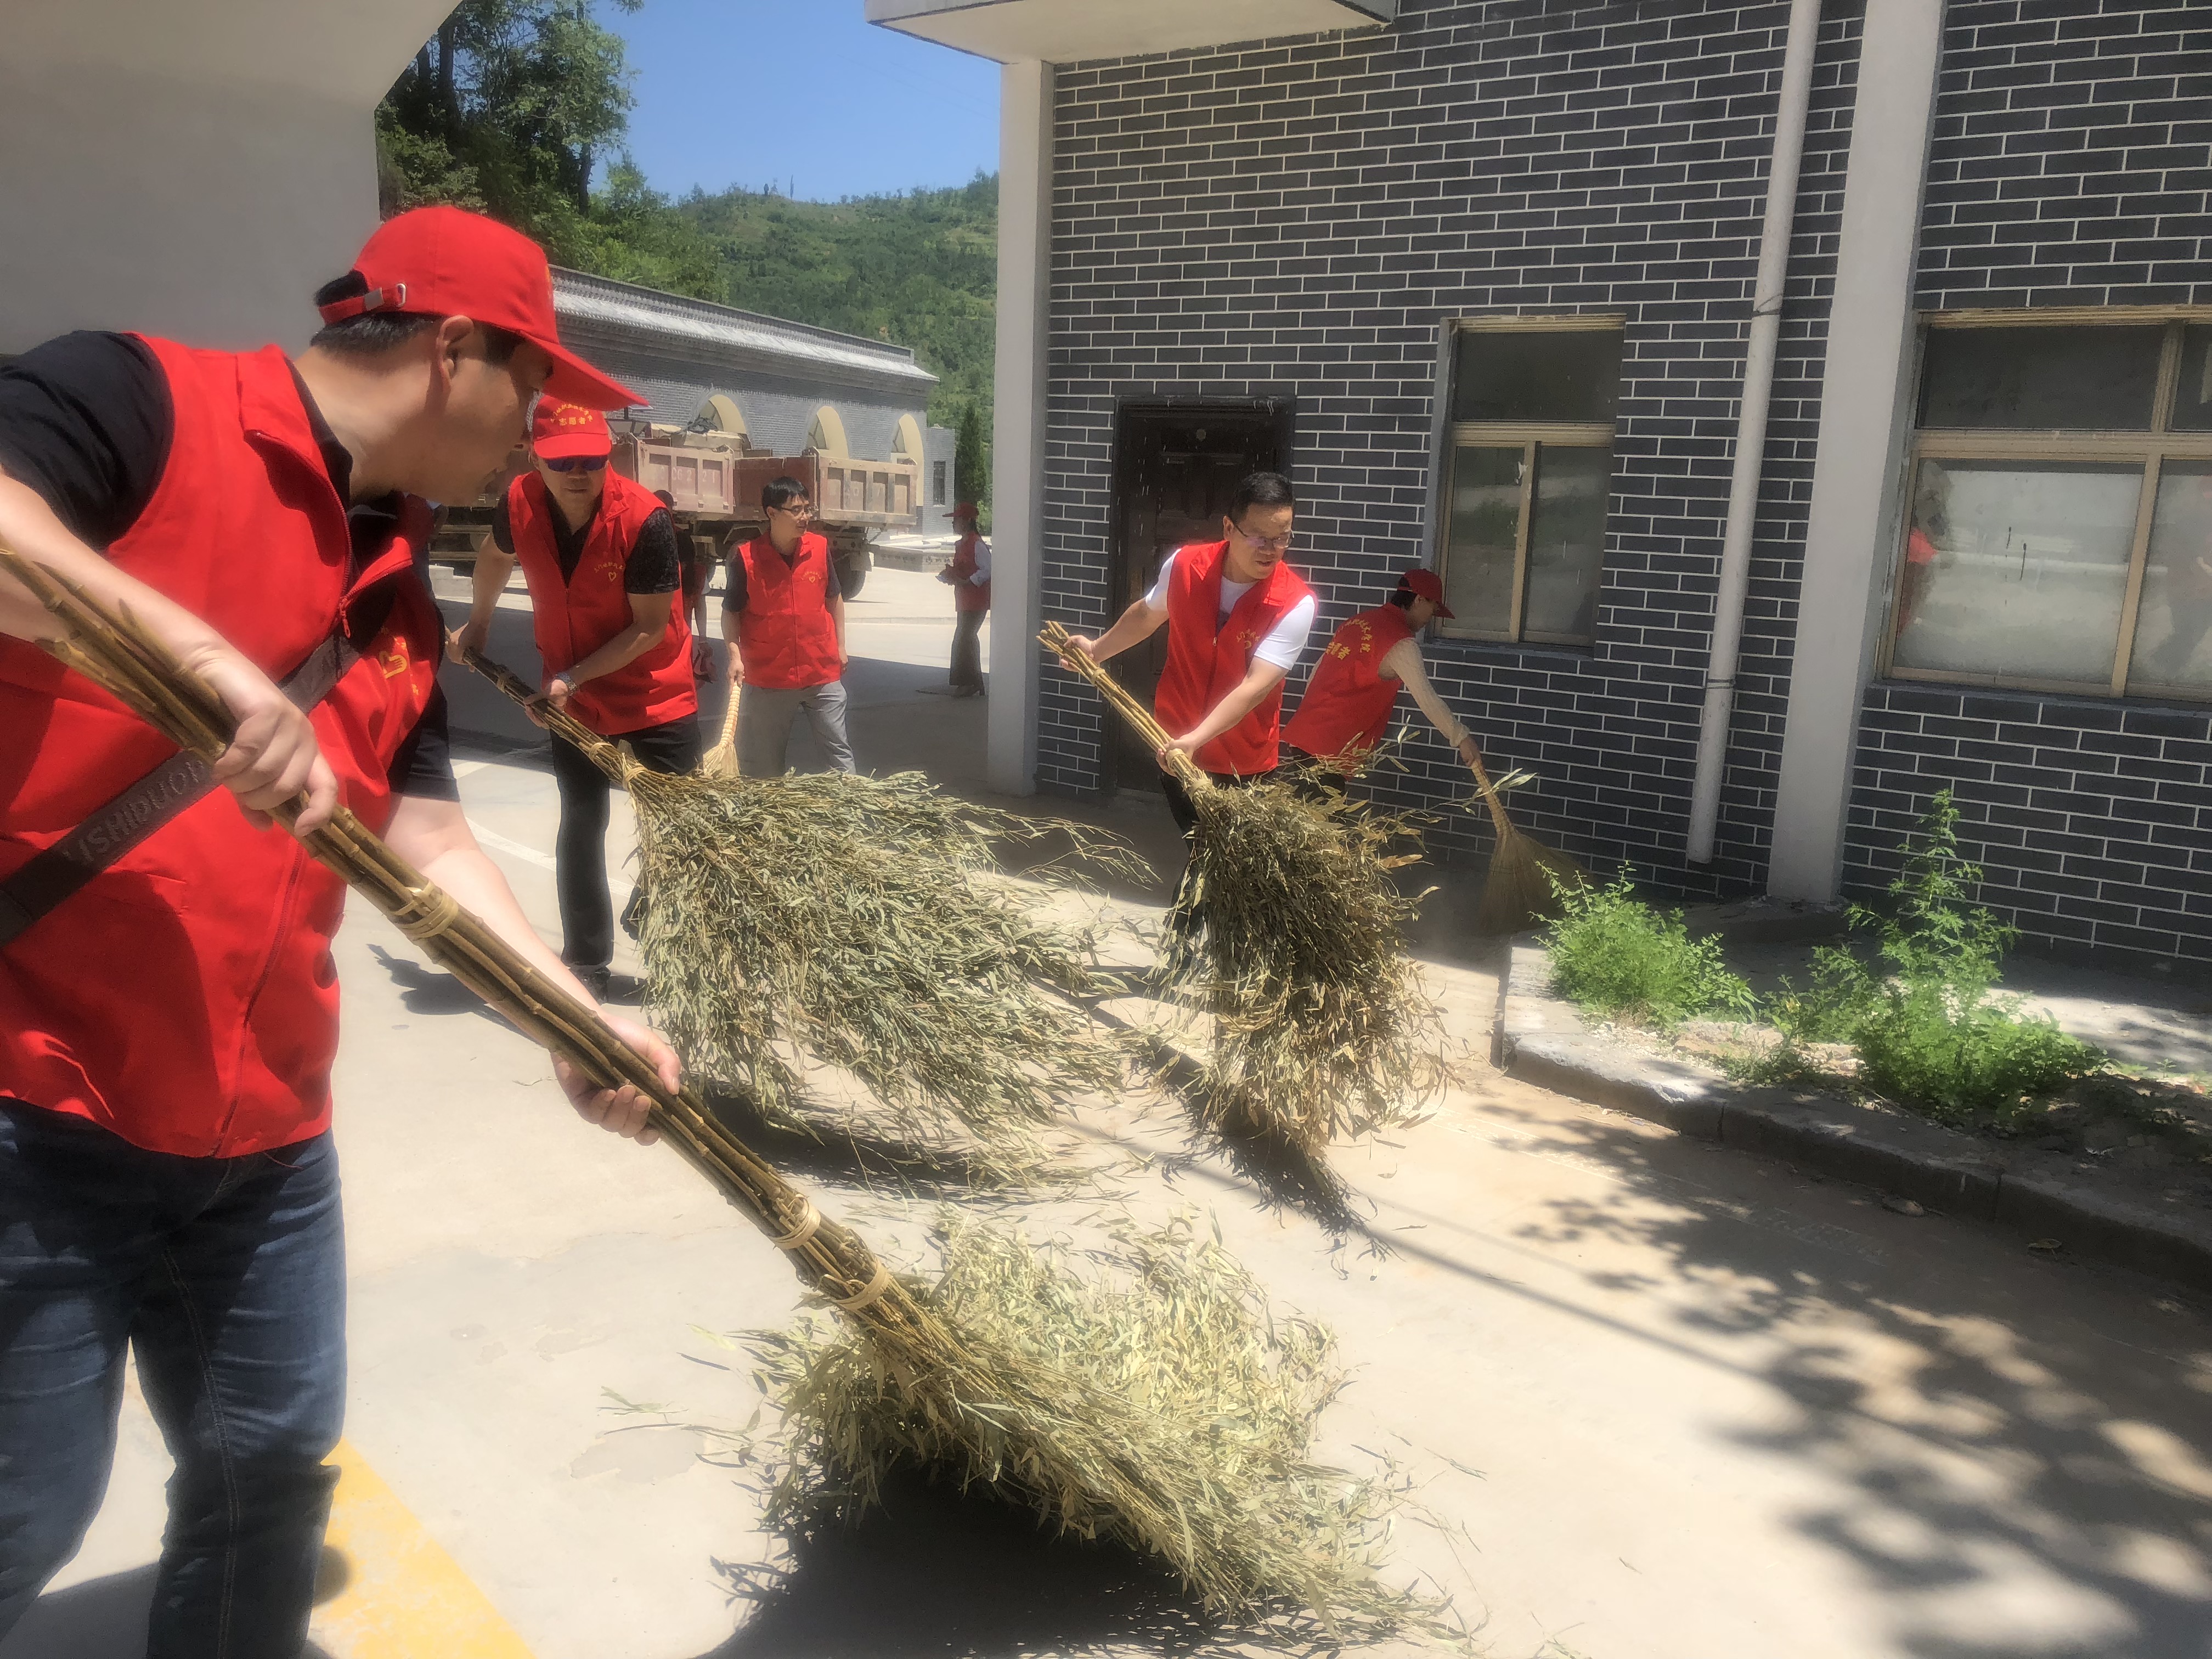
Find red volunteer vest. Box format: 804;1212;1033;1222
1282;603;1419;767
734;532;842;691
507;470;697;736
0;338;443;1156
947;533;990;614
1153;540;1314;777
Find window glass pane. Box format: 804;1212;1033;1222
1452;328;1621;425
2172;326;2212;432
1893;460;2141;684
1442;445;1523;632
1522;445;1610;641
2127;460;2212;693
1918;326;2162;430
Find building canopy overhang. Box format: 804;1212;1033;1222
864;0;1394;63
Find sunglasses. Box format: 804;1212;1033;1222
543;455;608;473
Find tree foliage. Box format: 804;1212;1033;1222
377;3;998;436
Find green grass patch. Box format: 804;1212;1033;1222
1542;868;1755;1030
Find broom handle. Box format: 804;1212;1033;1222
0;546;901;1321
1463;743;1516;842
1039;619;1209;791
461;648;633;778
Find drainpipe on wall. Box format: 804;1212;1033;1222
1685;0;1825;866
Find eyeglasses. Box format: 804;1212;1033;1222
1232;526;1293;553
771;502;816;518
542;455;608;473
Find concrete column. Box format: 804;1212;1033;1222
985;58;1053;797
1766;0;1945;900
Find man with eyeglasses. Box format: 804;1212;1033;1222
724;475;856;777
452;397;699;999
1062;470;1316;844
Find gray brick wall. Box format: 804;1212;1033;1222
1036;0;1864;895
1846;1;2212;974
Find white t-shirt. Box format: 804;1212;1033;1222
1144;549;1317;670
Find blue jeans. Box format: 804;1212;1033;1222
0;1101;346;1658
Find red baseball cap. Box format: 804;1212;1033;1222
531;398;613;460
318;206;643;411
952;501;979;521
1397;566;1455;618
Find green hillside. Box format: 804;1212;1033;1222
375;2;998;445
678;178;998;442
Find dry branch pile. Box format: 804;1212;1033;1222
719;1212;1465;1650
468;653;1146;1172
1042;623;1446;1154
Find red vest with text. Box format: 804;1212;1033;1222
1153;540;1314;776
947;532;990;613
734;531;842;690
1282;603;1419;767
0;338;444;1156
507;469;696;736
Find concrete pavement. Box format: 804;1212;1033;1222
7;570;2210;1659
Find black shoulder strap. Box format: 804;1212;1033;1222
0;633;360;948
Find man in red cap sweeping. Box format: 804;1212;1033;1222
0;205;675;1656
1062;470;1317;849
449;398;697;1000
934;501;991;697
1282;566;1479;789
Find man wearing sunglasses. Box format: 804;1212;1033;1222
724;476;857;777
1062;471;1316;844
452;398;699;998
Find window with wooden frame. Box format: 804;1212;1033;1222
1434;316;1622;645
1886;309;2212;702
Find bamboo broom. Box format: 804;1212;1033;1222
462;646;1136;1173
1041;620;1444;1156
698;678;741;779
1465;740;1585;935
0;545;1458;1639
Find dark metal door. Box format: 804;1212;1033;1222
1107;402;1289;793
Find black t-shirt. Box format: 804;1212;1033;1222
489;493;679;592
0;331;457;800
724;533;855;614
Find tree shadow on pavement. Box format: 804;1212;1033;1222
692;1470;1218;1659
1452;1091;2212;1659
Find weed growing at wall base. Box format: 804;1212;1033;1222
1542;869;1755;1030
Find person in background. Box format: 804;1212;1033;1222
450;398;699;1000
936;501;990;696
1059;470;1316;856
1282;566;1480;792
0;205;671;1657
650;489;719;682
725;476;856;777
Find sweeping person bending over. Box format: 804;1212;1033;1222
450;398;699;1000
724;476;857;777
1062;470;1317;847
0;206;675;1657
1282;565;1479;791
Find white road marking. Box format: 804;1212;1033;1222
466;819;559;872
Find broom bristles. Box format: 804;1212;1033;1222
1475;830;1587;935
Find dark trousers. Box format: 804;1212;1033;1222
0;1102;346;1658
950;608;985;689
1279;745;1348;805
1161;769;1261;927
550;711;703;969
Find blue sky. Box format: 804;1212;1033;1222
605;1;1001;202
